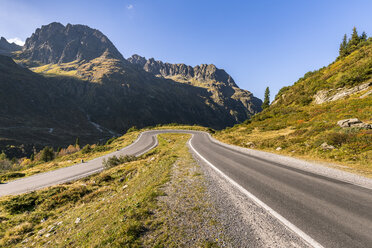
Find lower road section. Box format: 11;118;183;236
1;130;371;247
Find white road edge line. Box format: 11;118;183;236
187;134;324;248
136;134;159;156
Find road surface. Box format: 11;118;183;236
0;130;371;247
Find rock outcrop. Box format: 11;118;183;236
337;118;371;129
314;82;371;104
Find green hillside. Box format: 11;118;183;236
215;31;372;176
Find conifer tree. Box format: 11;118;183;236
360;31;367;41
75;137;80;147
262;87;270;110
339;34;348;57
348;27;360;49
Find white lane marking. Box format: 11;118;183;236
120;131;146;151
135;134;158;156
187;134;324;248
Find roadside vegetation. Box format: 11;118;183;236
215;28;372;177
0;124;209;183
0;134;223;247
0;131;140;183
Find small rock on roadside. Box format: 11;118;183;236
320;142;335;150
245;142;255;148
276;147;282;151
75;218;81;224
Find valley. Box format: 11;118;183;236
0;7;371;247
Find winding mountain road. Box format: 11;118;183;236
1;130;371;247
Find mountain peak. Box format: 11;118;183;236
0;37;22;55
19;22;124;64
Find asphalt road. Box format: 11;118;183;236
1;130;371;247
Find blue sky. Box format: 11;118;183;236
1;0;371;100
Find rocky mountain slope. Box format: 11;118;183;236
1;22;262;156
128;55;262;115
216;30;372;173
16;22;124;65
0;37;22;55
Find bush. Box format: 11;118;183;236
58;145;80;156
127;126;138;133
42;185;91;210
0;159;12;171
103;155;137;169
1;193;39;214
92;145;109;153
325;132;350;147
81;144;92;154
105;137;118;145
207;128;216;134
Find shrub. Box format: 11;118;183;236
0;159;12;171
92;145;109;153
81;144;92;154
42;185;91;210
105;137;118;145
127;126;138;133
58;144;80;156
207;128;216;134
2;193;39;214
103;155;137;169
325;132;350;147
0;152;7;160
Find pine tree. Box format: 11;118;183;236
339;34;348;57
40;147;54;162
348;27;360;49
262;87;270;110
75;137;80;147
360;31;367;41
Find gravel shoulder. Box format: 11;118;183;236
189;145;310;248
210;134;372;190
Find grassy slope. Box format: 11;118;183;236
215;40;372;177
0;133;221;247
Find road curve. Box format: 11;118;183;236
1;130;371;247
